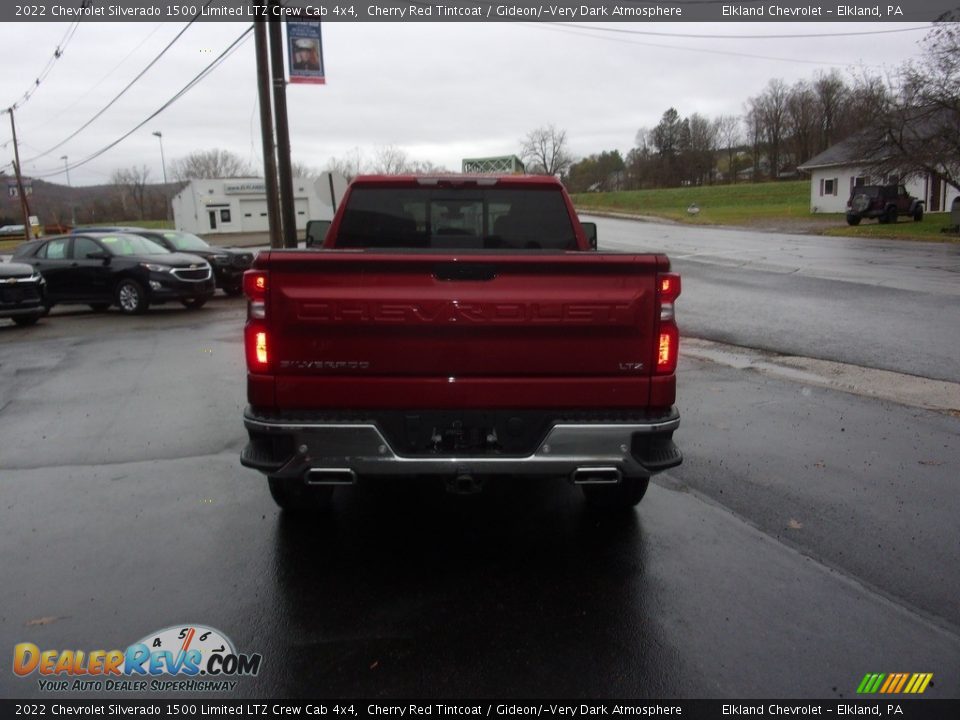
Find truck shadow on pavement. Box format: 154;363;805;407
261;478;685;698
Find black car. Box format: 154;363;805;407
74;227;254;296
0;260;46;326
12;232;215;314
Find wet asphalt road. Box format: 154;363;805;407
2;225;960;700
594;217;960;383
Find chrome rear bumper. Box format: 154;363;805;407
241;408;681;482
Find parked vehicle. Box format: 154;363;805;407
240;175;682;512
12;232;215;314
846;185;924;225
0;260;46;326
74;227;253;296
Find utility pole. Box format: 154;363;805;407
254;15;283;249
7;107;33;240
268;2;298;249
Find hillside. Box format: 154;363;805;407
0;174;184;227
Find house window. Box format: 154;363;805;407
853;176;867;188
220;209;231;223
820;178;838;196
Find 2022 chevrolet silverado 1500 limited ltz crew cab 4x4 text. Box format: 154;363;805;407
240;175;682;512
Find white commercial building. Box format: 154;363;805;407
171;173;347;235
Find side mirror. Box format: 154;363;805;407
581;221;598;250
305;220;331;248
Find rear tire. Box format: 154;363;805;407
181;297;207;309
913;207;924;222
12;315;40;327
886;207;898;224
581;476;650;510
846;215;861;226
223;282;243;297
268;477;334;513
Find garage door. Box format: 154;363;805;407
240;199;269;232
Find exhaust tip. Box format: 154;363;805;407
305;468;357;486
571;467;622;485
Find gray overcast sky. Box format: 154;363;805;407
0;21;933;186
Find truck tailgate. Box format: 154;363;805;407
261;251;668;410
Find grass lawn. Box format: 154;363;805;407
822;215;960;242
72;220;175;231
571;181;811;225
572;181;960;243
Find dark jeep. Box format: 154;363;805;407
846;185;924;226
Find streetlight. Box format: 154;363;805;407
60;155;75;226
152;131;171;221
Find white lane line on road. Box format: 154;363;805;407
683;337;960;413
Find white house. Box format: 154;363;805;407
172;173;348;235
798;137;958;214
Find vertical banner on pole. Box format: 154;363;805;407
287;21;325;85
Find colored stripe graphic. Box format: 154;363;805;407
858;673;933;694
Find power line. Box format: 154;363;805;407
20;1;215;166
520;22;908;67
6;21;81;111
24;23;167;136
558;22;930;41
28;25;254;180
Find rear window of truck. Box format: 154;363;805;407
334;187;578;250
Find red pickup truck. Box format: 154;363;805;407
240;175;682;511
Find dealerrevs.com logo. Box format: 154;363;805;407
13;624;262;693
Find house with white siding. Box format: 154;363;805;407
798;137;958;215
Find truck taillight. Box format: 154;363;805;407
243;270;268;300
655;272;681;375
244;270;269;372
245;325;269;372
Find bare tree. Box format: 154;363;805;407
170;149;254;181
520;125;573;177
853;18;960;192
786;81;819;167
716;115;742;183
626;127;655;189
291;161;322;179
407;159;450;174
744;100;764;181
325;148;364;181
813;70;849;153
370;145;410;174
686;113;718;185
757;79;789;179
111;165;151;220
